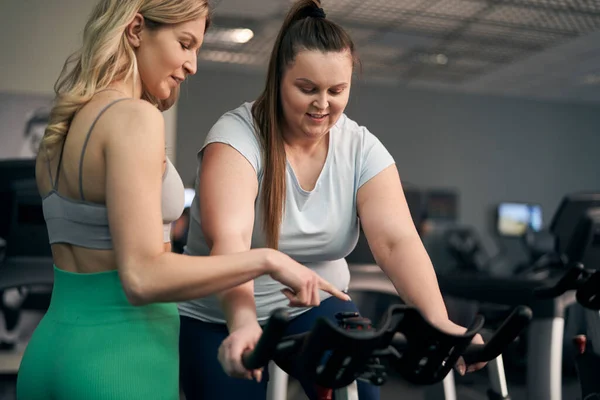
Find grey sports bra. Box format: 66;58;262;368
42;98;185;249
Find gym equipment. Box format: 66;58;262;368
0;159;54;361
534;194;600;400
0;159;54;290
244;303;532;400
348;193;600;400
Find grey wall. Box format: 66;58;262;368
176;65;600;254
0;0;178;160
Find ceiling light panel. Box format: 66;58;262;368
345;5;406;25
482;5;600;33
321;0;358;20
342;0;428;25
358;0;428;13
509;0;600;13
424;0;489;18
459;23;517;39
398;15;464;35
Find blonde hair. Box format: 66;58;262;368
42;0;210;156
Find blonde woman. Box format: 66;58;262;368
16;1;348;399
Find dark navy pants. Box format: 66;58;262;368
179;296;380;400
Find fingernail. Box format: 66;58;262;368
458;365;466;376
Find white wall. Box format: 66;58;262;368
0;0;178;159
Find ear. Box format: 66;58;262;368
125;13;145;48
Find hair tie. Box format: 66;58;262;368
308;7;326;19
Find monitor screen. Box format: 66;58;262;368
497;202;542;237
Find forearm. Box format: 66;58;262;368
212;240;258;331
378;235;449;324
219;284;257;331
123;248;269;306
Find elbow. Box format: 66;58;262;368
120;268;153;307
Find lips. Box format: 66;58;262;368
307;113;329;121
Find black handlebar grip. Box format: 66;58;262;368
576;272;600;310
242;309;290;370
462;305;532;365
534;264;585;298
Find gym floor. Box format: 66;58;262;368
0;311;582;400
0;368;581;399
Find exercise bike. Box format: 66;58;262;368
536;263;600;400
533;196;600;400
242;303;532;400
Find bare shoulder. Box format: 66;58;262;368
100;99;165;150
106;99;164;131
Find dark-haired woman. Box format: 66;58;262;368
179;1;485;399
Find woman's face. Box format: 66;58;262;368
135;16;206;100
280;49;353;142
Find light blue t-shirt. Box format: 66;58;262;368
178;102;395;323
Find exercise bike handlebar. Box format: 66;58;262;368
455;305;532;365
534;263;600;310
242;304;532;386
385;305;532;365
242;309;290;370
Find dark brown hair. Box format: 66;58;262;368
252;0;358;249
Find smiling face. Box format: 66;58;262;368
279;49;353;142
134;15;206;100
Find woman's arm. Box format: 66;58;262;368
199;142;260;333
104;100;346;306
356;165;449;324
356;165;484;373
104;100;267;305
198;142;267;380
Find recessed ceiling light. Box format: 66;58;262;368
204;27;254;45
416;53;449;65
229;28;254;44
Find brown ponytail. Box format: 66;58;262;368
252;0;358;249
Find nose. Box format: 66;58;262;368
313;91;329;111
184;55;197;76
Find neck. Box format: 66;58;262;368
283;131;329;156
106;76;143;99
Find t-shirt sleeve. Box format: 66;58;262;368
199;109;262;175
358;128;396;188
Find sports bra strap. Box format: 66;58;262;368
78;98;130;201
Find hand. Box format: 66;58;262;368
263;249;351;307
455;332;485;375
434;319;487;375
218;320;264;382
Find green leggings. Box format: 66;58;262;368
16;266;180;400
